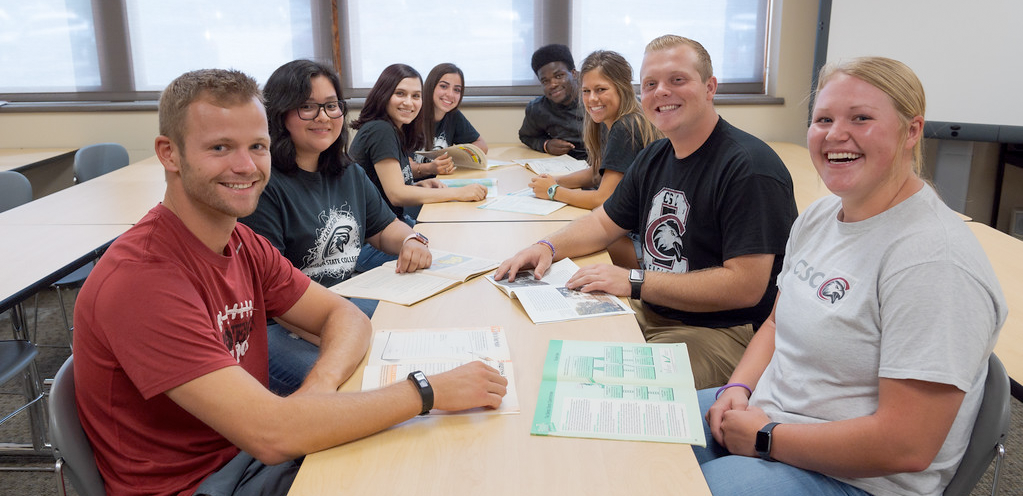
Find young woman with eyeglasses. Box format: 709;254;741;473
240;59;432;395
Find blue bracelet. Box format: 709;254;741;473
536;240;555;259
715;382;752;400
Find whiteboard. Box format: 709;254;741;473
824;0;1022;141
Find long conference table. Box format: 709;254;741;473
288;221;712;495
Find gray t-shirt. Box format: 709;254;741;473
752;185;1006;496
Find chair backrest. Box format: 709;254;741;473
0;170;33;213
73;143;129;183
943;353;1010;496
49;356;107;496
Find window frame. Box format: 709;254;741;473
0;0;773;106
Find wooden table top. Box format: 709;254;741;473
0;148;76;173
0;223;130;311
288;221;711;496
417;144;592;223
967;222;1023;383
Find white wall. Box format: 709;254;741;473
0;0;819;163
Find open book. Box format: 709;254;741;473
514;155;589;175
418;143;490;170
531;340;705;445
361;326;519;415
329;249;498;305
485;258;633;324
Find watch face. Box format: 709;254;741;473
629;269;643;282
413;371;428;385
755;429;770;453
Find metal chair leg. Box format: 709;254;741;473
53;286;74;350
990;443;1005;496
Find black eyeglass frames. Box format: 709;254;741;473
296;101;345;120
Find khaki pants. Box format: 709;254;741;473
630;299;754;390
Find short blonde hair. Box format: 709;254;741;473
645;35;713;82
158;69;262;149
815;57;926;174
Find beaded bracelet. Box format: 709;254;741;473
715;382;752;400
536;239;556;258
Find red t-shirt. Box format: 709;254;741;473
73;204;310;496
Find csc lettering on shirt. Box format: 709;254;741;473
792;260;851;304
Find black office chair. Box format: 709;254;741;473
943;353;1010;496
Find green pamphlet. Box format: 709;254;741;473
530;340;706;446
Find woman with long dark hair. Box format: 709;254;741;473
241;59;432;395
350;63;486;224
415;63;488;171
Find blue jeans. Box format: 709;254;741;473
693;388;870;496
353;214;415;273
193;451;301;496
266;297;377;396
355;244;397;273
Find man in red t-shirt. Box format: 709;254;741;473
74;68;508;496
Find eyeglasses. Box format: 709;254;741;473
296;101;345;120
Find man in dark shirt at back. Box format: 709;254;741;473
518;43;587;160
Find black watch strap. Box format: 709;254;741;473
407;371;434;415
755;421;781;461
629;269;644;300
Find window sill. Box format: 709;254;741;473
0;94;783;113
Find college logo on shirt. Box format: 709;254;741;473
818;277;850;303
792;259;851;304
643;188;690;272
217;300;254;362
303;205;361;280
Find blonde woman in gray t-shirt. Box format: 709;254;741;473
697;57;1006;496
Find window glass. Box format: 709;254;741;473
125;0;316;90
572;0;767;86
345;0;535;90
0;0;100;92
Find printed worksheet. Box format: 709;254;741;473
361;327;519;415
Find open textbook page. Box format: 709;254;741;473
514;155;589;175
361;326;519;415
329;249;498;305
478;189;566;216
530;340;704;445
485;258;633;324
417;143;489;170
